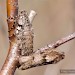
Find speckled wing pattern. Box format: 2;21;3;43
15;11;33;56
14;10;65;70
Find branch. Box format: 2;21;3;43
0;0;18;75
19;32;75;70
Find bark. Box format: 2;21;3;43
0;0;19;75
0;0;36;74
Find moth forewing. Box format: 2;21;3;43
16;10;33;56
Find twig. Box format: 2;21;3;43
28;10;37;23
19;32;75;70
35;32;75;54
50;32;75;48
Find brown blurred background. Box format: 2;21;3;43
0;0;75;75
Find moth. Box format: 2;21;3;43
15;10;33;56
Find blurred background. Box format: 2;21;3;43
0;0;75;75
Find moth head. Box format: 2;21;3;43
18;10;28;25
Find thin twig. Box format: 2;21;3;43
28;10;37;23
35;32;75;54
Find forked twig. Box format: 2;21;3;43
0;0;75;75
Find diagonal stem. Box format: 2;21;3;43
35;32;75;54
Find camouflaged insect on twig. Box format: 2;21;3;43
19;49;65;70
15;10;34;56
